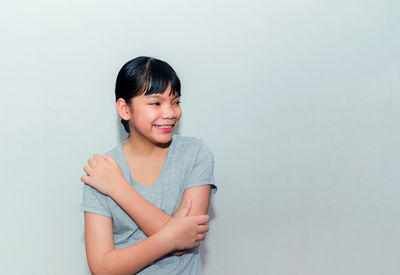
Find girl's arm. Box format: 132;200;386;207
84;199;209;275
109;179;211;236
82;154;211;237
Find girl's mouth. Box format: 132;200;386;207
155;125;173;129
154;124;175;132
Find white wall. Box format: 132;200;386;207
1;0;399;274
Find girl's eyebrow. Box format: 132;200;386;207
145;94;181;99
146;95;161;98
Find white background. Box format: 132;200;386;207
1;0;399;274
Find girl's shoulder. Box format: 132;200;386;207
172;135;214;160
173;135;204;147
103;143;123;158
173;135;211;150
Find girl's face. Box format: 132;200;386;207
128;83;182;145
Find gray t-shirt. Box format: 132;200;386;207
80;135;217;274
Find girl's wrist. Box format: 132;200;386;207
109;177;130;198
155;227;176;252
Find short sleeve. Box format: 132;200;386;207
186;142;217;194
80;183;112;217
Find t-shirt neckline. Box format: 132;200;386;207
119;135;176;190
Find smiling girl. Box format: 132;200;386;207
80;56;217;275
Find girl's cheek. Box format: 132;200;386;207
149;110;161;121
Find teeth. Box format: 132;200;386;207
156;125;173;128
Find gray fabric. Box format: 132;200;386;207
80;135;216;275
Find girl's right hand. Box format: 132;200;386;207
162;199;210;251
81;154;126;197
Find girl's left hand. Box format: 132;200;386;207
81;154;126;197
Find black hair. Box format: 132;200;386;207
115;56;181;134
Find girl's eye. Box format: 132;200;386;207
174;101;181;105
150;102;160;106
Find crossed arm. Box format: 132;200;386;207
106;180;211;236
82;154;212;275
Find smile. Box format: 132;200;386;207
154;124;174;129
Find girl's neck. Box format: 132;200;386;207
123;131;170;158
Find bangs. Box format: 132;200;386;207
137;59;181;97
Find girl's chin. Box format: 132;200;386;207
152;133;173;145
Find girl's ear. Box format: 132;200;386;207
116;98;132;120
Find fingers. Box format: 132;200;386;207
83;165;92;175
87;154;108;170
81;153;111;187
103;155;117;165
196;234;206;241
89;154;117;167
88;158;96;167
195;226;208;242
93;154;103;162
190;215;210;225
198;224;209;234
81;175;90;184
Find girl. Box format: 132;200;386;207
80;56;217;275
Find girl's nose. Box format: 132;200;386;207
161;103;176;119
